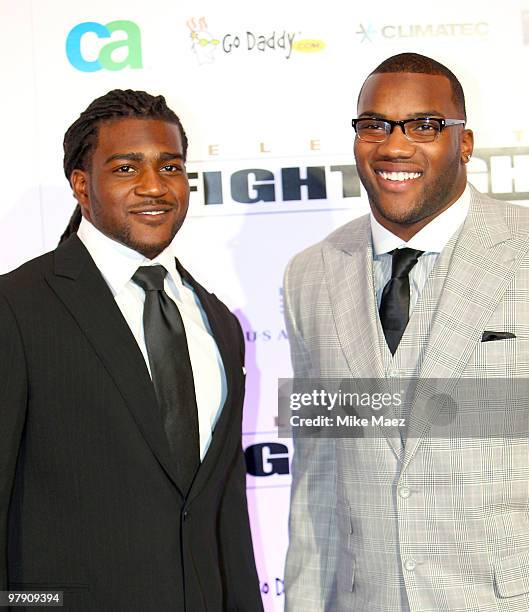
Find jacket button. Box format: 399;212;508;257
404;558;417;572
399;486;411;499
182;510;190;521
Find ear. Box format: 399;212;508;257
70;169;91;218
460;128;474;164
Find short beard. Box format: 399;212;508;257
88;192;180;259
361;152;463;226
114;224;176;260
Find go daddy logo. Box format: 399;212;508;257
66;20;142;72
187;17;325;65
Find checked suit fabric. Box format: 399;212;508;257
283;185;529;612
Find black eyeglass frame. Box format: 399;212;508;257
351;117;466;142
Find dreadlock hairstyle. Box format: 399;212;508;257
59;89;188;244
58;205;83;244
362;52;467;120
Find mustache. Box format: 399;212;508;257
128;199;175;212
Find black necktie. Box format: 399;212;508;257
132;265;199;494
379;248;424;355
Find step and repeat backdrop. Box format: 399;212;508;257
2;1;529;609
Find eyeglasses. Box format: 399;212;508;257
351;117;466;143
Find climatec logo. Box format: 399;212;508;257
355;21;488;43
66;20;142;72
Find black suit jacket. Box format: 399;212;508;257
0;235;263;612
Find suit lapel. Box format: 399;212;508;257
323;216;385;380
403;188;529;468
176;263;240;504
323;218;404;457
46;236;185;495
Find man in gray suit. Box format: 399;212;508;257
283;53;529;611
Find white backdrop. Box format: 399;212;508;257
2;1;529;609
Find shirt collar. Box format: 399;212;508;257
370;184;470;256
77;217;183;296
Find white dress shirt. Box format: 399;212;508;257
371;184;470;312
77;217;227;460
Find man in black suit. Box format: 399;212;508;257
0;89;263;611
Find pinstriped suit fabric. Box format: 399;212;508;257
283;186;529;612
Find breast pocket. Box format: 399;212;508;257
467;338;529;373
494;550;529;598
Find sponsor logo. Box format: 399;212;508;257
260;578;284;597
186;16;324;64
244;433;292;481
292;39;326;53
356;21;488;43
245;443;290;477
243;329;288;343
468;148;529;201
186;17;220;65
186;147;529;214
188;164;360;208
66;20;142;72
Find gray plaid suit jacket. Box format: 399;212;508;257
283;185;529;612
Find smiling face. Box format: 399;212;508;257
354;72;473;240
71;117;189;259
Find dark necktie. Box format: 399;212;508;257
379;248;424;355
132;265;199;494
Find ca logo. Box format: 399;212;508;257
66;20;142;72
